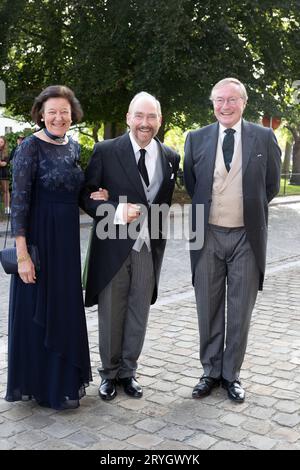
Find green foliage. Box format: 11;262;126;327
77;124;104;147
1;0;300;133
164;126;187;165
3;129;33;153
79;143;93;171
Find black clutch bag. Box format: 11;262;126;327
0;245;40;274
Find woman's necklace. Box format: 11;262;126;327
43;128;67;144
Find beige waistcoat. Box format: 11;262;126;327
208;136;244;227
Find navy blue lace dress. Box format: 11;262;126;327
5;135;92;410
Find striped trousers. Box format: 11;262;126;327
194;224;260;382
98;245;155;380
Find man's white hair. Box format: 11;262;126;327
210;77;248;102
128;91;162;116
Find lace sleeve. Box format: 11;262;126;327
11;137;38;237
73;140;81;167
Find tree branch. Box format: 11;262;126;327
285;124;298;141
78;129;94;139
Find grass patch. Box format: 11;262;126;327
279;178;300;196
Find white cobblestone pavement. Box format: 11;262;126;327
0;197;300;450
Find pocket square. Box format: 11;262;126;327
256;153;263;158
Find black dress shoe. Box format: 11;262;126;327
120;377;143;398
192;375;220;399
222;378;245;403
98;378;117;401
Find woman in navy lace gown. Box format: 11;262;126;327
5;86;103;410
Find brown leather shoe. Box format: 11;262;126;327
192;375;220;398
222;378;245;403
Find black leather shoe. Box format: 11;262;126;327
98;378;117;401
192;375;220;398
222;378;245;403
120;377;143;398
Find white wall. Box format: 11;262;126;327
0;108;32;135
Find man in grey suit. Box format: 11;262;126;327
184;78;281;402
80;92;180;401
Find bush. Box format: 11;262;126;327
79;144;93;171
4;130;33;154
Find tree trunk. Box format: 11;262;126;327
157;120;166;142
290;134;300;185
104;122;126;140
92;123;101;143
282;140;292;176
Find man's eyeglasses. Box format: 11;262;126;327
213;97;243;106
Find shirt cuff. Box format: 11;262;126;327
114;203;126;225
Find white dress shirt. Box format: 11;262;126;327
129;132;158;183
114;133;158;225
219;119;242;170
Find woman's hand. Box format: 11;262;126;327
90;188;109;201
18;258;36;284
16;236;36;284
